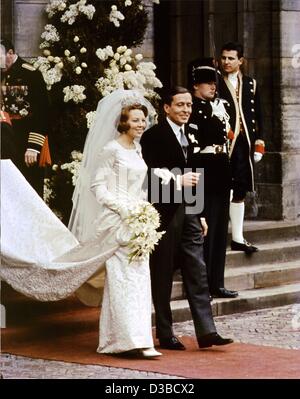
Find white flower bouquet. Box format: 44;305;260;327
124;200;165;263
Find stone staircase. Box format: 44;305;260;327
170;220;300;321
2;221;300;325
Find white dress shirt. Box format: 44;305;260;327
228;71;239;90
166;117;185;145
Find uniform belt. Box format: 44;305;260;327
200;145;227;154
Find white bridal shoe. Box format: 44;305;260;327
140;348;162;358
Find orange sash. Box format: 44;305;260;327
39;136;52;167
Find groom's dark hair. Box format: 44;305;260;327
162;86;190;106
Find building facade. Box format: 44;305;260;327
2;0;300;221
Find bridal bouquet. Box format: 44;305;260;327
124;200;165;263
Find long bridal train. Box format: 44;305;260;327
1;156;157;355
0;159;119;301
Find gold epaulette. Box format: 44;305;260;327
22;63;36;72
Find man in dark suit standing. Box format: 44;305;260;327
219;42;265;254
141;86;233;350
0;38;50;197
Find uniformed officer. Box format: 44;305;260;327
0;38;50;197
219;42;265;254
187;58;238;298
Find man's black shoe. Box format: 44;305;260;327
211;288;238;298
159;336;186;350
231;240;258;254
198;333;234;348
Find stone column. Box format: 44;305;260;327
1;0;14;40
13;0;48;58
238;0;283;219
135;0;155;61
279;0;300;220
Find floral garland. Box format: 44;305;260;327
95;45;162;100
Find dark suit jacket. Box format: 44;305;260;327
140;119;197;230
218;73;264;151
218;73;264;192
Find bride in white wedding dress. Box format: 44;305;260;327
1;89;162;358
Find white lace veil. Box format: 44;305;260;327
68;89;157;242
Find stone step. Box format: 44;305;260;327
170;282;300;321
228;220;300;245
171;261;300;300
226;239;300;268
225;261;300;291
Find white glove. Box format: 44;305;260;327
154;168;175;185
103;197;130;220
118;203;130;220
254;152;263;163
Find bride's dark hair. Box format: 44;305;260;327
118;103;148;133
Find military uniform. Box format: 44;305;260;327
1;56;49;196
219;72;265;200
188;96;231;294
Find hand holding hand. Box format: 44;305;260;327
181;172;200;187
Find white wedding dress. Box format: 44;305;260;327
0;140;153;353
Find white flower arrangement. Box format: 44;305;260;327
19;108;29;117
63;85;86;103
125;0;132;6
40;24;60;49
60;0;95;25
109;5;125;27
124;200;165;263
96;45;114;61
45;0;67;18
95;45;162;99
86;110;97;128
43;177;64;219
60;150;83;186
33;56;63;90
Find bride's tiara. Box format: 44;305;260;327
121;93;146;107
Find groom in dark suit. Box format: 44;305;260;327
141;86;233;349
